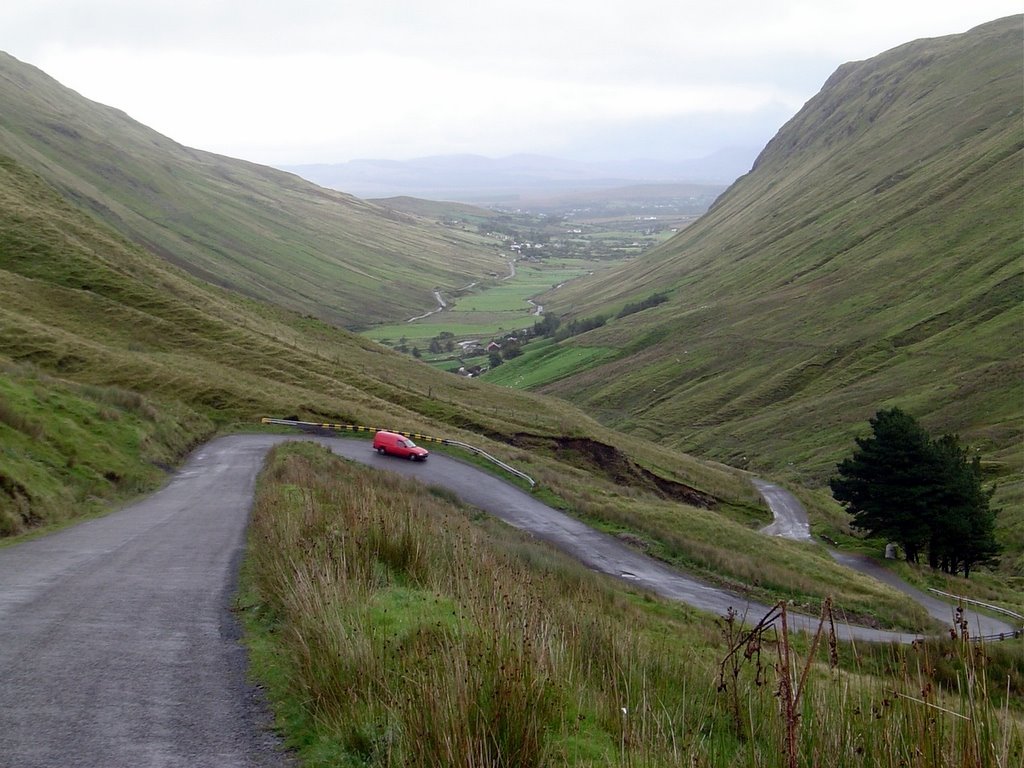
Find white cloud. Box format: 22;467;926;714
4;0;1020;163
33;44;801;161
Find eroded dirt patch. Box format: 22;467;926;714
508;433;716;509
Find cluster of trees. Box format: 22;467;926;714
554;315;608;340
427;332;456;355
532;313;560;337
616;291;669;319
532;293;668;343
488;338;523;368
394;332;458;359
532;312;608;342
830;408;1000;578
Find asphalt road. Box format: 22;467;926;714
753;479;1017;638
754;478;813;541
0;436;290;768
0;434;1015;766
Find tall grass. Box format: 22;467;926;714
242;443;1023;766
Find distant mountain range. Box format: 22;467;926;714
280;149;759;203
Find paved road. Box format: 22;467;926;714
0;436;289;768
406;289;446;322
754;478;812;541
1;434;1013;766
300;435;929;641
753;479;1017;638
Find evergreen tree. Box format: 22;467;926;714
927;434;1000;578
831;408;1001;577
830;408;935;563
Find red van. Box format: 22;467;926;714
373;430;429;461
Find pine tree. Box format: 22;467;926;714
927;434;1000;578
831;408;1001;577
830;408;934;563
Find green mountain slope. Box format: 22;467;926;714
7;149;976;623
0;52;505;328
0;150;747;526
523;17;1022;505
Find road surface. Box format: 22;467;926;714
406;289;446;322
754;479;812;541
753;479;1016;637
1;435;1016;766
0;436;291;768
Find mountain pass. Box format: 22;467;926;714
0;434;1015;766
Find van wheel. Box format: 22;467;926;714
407;454;415;460
376;447;386;455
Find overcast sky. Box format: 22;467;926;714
3;1;1020;165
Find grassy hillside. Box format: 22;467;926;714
241;442;1022;766
4;148;973;628
510;17;1022;546
370;195;501;223
1;39;1021;764
0;52;506;328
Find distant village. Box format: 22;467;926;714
389;326;532;377
452;332;528;377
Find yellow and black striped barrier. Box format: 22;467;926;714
260;418;446;444
259;417;535;488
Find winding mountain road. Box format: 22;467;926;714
0;435;1015;766
407;289;447;322
753;479;1015;637
754;478;812;541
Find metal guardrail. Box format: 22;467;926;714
926;587;1024;642
442;440;536;488
926;588;1024;621
259;417;536;488
973;630;1023;642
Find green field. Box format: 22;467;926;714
361;258;602;344
452;263;587;313
484;340;618;389
363;318;525;343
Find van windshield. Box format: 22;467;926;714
401;438;417;448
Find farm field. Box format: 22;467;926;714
359;188;715;353
483;339;618;389
361;257;611;347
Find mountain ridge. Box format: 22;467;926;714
282;148;756;202
0;51;504;328
499;16;1022;536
